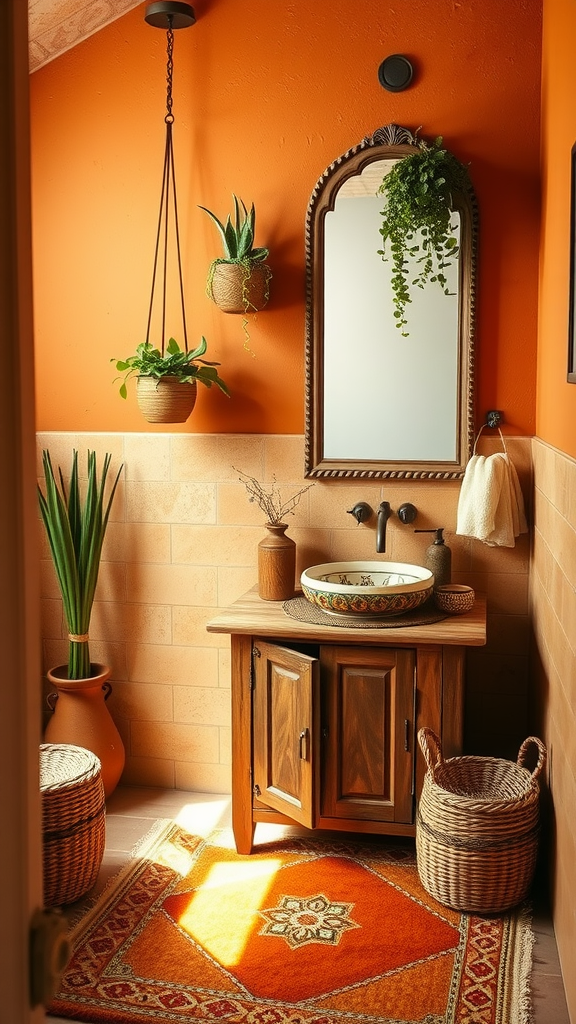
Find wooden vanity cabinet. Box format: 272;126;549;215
206;588;486;854
252;641;415;830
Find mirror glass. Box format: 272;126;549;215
304;125;477;479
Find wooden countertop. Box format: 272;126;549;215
206;586;487;647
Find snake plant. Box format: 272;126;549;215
38;449;123;679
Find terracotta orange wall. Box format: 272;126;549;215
30;0;542;435
538;0;576;457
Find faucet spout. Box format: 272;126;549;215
376;501;392;553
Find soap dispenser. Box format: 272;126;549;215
414;528;452;589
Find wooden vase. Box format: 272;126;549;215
136;376;197;423
44;663;125;798
210;262;271;313
258;523;296;601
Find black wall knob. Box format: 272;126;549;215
378;55;414;93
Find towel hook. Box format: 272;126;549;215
485;410;503;428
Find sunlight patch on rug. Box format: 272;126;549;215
171;854;283;965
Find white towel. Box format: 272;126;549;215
456;434;528;547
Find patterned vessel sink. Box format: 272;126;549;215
300;561;434;616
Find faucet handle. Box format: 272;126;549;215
347;501;372;524
397;502;418;524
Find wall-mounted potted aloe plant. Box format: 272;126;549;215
39;449;125;797
200;195;272;314
112;335;230;423
377;136;471;336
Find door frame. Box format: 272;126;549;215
0;2;44;1020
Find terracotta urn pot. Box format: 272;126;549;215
44;664;125;798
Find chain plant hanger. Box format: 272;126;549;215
144;1;196;356
112;2;229;424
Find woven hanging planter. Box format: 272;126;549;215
209;261;271;313
136;375;198;423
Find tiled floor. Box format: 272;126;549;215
47;786;570;1024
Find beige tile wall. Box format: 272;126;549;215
530;437;576;1012
37;431;533;790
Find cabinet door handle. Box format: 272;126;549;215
404;719;410;751
299;729;308;760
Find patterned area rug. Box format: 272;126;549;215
49;823;534;1024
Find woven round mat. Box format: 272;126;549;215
283;595;447;629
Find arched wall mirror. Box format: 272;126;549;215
304;124;477;479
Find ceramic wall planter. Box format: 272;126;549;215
257;523;296;601
136;375;198;423
209;262;271;314
44;663;125;798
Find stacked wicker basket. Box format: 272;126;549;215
40;743;106;907
416;727;546;914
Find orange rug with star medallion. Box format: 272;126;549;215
49;822;534;1024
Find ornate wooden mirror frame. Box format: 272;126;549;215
304;124;478;479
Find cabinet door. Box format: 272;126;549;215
321;646;415;824
252;640;319;828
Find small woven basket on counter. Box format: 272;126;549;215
40;743;106;907
416;727;546;914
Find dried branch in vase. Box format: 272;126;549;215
234;468;313;526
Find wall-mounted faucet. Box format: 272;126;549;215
347;500;418;553
376;501;392;552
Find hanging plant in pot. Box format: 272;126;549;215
377;136;472;336
38;449;125;798
112;335;230;423
200;195;272;315
114;12;228;425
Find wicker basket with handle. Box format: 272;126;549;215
416;727;546;914
40;743;106;907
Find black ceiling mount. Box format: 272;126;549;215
144;1;196;29
377;54;414;92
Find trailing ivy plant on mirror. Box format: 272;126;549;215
304;123;478;479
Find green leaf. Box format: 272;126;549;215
188;335;208;360
198;205;230;254
223;217;238;259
